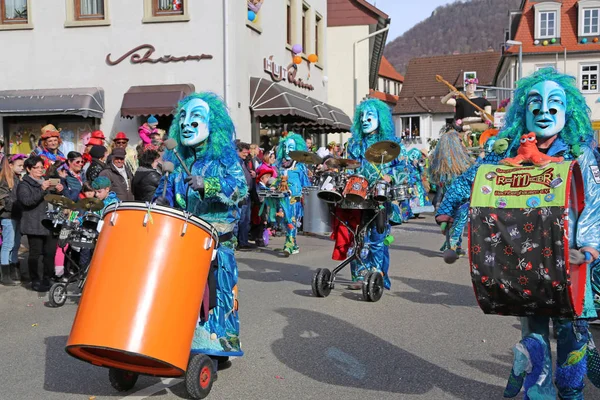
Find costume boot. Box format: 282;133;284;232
1;264;17;286
9;263;21;283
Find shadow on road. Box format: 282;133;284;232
391;277;477;307
44;336;160;396
237;257;315;285
272;308;504;398
388;243;442;259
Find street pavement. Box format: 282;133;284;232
1;216;599;400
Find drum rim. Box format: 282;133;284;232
102;201;219;242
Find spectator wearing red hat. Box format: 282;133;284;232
112;132;129;149
88;130;105;147
251;165;278;247
32;124;66;170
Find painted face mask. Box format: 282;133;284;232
284;138;296;160
179;98;210;147
525;81;566;138
361;106;379;134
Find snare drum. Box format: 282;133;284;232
372;180;390;202
66;202;219;377
317;172;342;203
343;175;369;203
390;185;408;201
82;213;101;230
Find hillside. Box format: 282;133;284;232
384;0;521;74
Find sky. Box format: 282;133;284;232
366;0;459;43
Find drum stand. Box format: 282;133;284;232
311;206;385;302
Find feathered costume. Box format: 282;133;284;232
332;99;405;289
428;130;473;253
158;92;248;357
436;69;600;399
275;133;310;255
406;148;435;215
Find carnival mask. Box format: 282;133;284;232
361;107;379;134
284;139;296;160
179;98;210;147
525;81;566;138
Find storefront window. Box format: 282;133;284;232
1;0;27;24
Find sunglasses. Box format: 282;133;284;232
71;160;84;165
115;140;128;144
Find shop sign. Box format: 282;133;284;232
106;44;213;66
263;56;314;91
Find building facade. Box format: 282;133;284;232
369;55;403;110
0;0;344;153
496;0;600;136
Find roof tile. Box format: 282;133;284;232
379;56;404;82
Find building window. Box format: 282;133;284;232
583;8;600;35
287;2;292;45
540;11;556;37
1;0;27;24
302;5;308;54
315;14;321;57
75;0;104;20
143;0;189;23
580;64;599;92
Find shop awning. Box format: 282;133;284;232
120;84;195;118
250;77;319;124
0;87;105;118
249;77;352;132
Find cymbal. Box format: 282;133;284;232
289;151;322;165
365;141;401;164
325;158;361;170
44;194;76;210
75;198;104;212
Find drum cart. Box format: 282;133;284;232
311;203;387;302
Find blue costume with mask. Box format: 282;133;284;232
437;69;600;399
157;93;248;357
406;148;435;215
275;133;310;255
333;99;406;289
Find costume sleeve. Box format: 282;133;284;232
575;148;600;251
210;163;248;206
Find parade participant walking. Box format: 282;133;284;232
0;155;25;286
33;125;66;170
332;98;405;290
158;92;248;357
99;148;134;201
406;148;435;216
275;132;310;255
17;156;64;292
436;69;600;399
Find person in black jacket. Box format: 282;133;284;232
17;156;64;292
0;154;25;285
132;149;162;202
86;145;108;183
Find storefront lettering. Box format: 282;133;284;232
106;44;213;66
263;56;314;91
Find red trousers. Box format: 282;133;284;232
330;208;362;261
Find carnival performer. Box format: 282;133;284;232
436;68;600;399
406;148;435;216
427;130;473;254
275;132;310;255
157;92;248;357
332;98;405;289
33;125;66;170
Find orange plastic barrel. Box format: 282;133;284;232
66;202;218;377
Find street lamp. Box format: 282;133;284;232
506;40;523;80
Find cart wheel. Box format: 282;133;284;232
362;271;384;302
48;283;68;307
311;268;332;297
108;368;139;392
186;354;215;399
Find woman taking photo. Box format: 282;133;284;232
0;155;25;286
17;156;64;292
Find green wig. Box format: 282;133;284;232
498;68;593;157
164;92;237;168
276;132;307;163
347;98;397;157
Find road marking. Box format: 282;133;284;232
119;378;181;399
